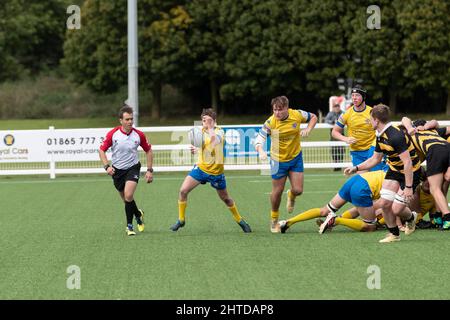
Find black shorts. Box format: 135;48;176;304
426;144;450;177
385;168;422;191
112;162;141;192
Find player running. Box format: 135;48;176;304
170;108;252;233
254;96;317;232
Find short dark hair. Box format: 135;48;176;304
119;105;133;119
271;96;289;108
370;104;390;123
413;119;427;127
201;108;217;121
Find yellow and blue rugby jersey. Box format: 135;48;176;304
336;105;375;151
360;170;386;200
197;127;225;175
260;108;312;162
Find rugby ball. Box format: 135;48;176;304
188;127;203;148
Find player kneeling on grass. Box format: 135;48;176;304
278;170;390;234
170;108;252;233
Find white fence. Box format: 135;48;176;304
0;122;448;178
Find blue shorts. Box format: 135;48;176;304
188;166;227;190
338;174;373;207
350;146;387;172
271;152;304;180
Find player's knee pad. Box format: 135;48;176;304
394;193;408;205
380;188;396;202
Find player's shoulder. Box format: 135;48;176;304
132;127;145;135
290;108;310;120
265;115;275;127
106;126;122;136
131;127;148;141
389;125;404;136
342;107;353;116
386;125;407;143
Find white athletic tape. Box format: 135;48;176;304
380;188;396;202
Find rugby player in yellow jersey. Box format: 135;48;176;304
402;117;450;230
344;104;420;243
409;179;437;229
254;96;318;233
170;108;252;233
336;178;434;230
331;85;385;171
278;170;387;234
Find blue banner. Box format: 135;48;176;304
223;126;270;157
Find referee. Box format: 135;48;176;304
99;105;154;236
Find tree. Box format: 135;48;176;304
140;3;192;119
288;0;348;100
63;0;189;118
184;0;228;112
343;0;406;113
220;0;299;105
63;1;127;93
396;0;450;115
0;0;66;81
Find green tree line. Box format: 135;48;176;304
1;0;449;117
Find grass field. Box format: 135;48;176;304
2;170;449;300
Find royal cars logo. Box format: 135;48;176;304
4;134;14;146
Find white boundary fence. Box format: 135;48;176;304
1;121;449;178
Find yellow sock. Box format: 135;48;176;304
335;217;365;231
178;200;187;222
228;204;242;222
341;210;353;219
287;208;321;226
271;210;280;221
378;217;385;225
288;189;296;201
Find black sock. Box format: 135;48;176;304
388;226;400;236
125;201;135;225
443;213;450;221
130;200;141;218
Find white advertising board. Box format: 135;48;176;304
0;128;112;162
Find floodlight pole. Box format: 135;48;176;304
127;0;139;126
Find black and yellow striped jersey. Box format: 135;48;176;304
409;129;449;161
437;127;450;143
375;124;421;173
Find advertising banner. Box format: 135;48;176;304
223;126;270;157
0;128;112;162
